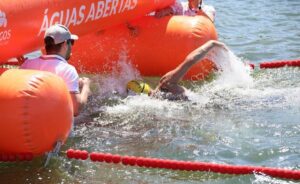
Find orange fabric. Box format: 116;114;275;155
0;0;175;62
70;15;218;80
0;69;73;155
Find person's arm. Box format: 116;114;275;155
162;40;227;84
70;77;91;116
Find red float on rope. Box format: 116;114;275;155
249;63;255;69
0;153;33;162
259;59;300;69
66;149;300;180
66;149;89;160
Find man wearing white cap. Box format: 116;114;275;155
20;24;91;116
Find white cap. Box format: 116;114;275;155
44;24;78;44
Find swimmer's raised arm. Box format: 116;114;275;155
162;40;227;84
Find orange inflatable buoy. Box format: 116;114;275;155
0;68;7;75
0;0;175;62
0;69;73;156
70;14;218;80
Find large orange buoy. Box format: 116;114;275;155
0;0;175;62
70;14;218;80
0;68;7;75
0;69;73;156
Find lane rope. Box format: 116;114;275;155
0;153;34;162
249;59;300;69
66;149;300;180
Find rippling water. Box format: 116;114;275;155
1;0;300;183
215;0;300;62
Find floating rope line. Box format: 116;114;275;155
249;59;300;69
260;59;300;69
66;149;300;181
0;153;33;162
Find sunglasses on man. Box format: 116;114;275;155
67;39;75;46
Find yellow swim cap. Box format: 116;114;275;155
127;80;152;95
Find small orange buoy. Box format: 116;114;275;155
0;69;73;156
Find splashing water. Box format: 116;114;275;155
92;46;254;102
187;47;254;106
207;47;254;89
92;53;142;99
253;173;298;184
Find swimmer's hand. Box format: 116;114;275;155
79;77;91;90
210;40;229;51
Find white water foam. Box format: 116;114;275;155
92;46;260;123
206;47;254;89
253;173;297;184
189;47;255;106
187;48;300;111
91;46;257;111
93;52;142;99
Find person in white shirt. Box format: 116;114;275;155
155;0;216;22
20;24;91;116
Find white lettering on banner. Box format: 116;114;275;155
67;8;78;27
39;9;49;36
0;30;11;42
103;0;112;18
62;9;70;25
118;0;124;13
95;1;105;20
38;0;139;36
50;12;60;25
85;3;95;22
77;6;86;25
110;0;118;16
0;10;8;28
132;0;138;9
0;10;12;44
122;0;131;13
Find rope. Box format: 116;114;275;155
260;59;300;69
0;153;33;162
66;149;300;180
249;59;300;69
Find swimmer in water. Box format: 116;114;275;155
127;40;228;100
